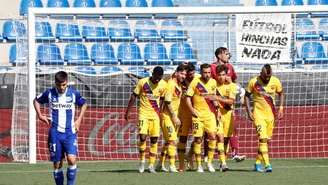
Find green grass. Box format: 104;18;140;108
0;159;327;185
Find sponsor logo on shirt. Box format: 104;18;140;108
51;103;73;109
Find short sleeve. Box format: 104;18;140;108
247;78;254;94
133;79;143;96
186;79;196;97
164;83;173;103
275;78;283;93
35;90;50;104
74;90;86;107
229;83;237;100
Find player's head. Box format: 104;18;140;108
185;62;196;82
175;64;188;83
151;66;164;84
260;64;272;84
200;63;211;82
215;47;230;64
216;64;228;84
55;71;68;94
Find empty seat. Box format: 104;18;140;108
0;34;3;42
117;43;144;65
128;66;150;77
152;0;178;19
47;0;70;7
100;0;125;18
2;20;27;42
282;0;304;5
82;21;109;42
20;0;43;16
284;64;305;69
312;64;328;69
64;43;91;65
108;20;134;42
100;66;123;74
91;43;118;65
318;18;328;40
35;22;56;42
299;42;328;64
296;18;320;40
9;44;31;66
37;44;64;65
144;43;171;65
125;0;152;18
74;0;99;18
0;67;13;72
170;42;197;65
160;20;188;42
134;20;161;42
56;23;83;42
308;0;328;17
75;66;97;75
255;0;278;6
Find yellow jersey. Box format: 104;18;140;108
216;82;237;113
133;77;167;118
162;79;182;118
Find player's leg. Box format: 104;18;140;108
64;133;78;185
137;117;149;173
177;114;192;172
216;120;228;172
148;119;161;173
204;116;217;172
229;111;245;162
253;118;270;172
156;118;169;172
263;119;274;172
192;119;204;172
48;128;64;185
177;135;187;171
203;132;209;162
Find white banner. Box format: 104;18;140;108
236;14;292;63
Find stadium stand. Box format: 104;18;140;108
47;0;70;7
128;66;150;77
82;20;109;42
100;66;123;74
295;18;320;40
160;19;188;42
108;20;135;42
255;0;278;6
125;0;152;18
144;43;171;65
170;42;197;65
75;66;97;75
117;43;144;65
311;64;328;69
2;20;26;42
100;0;125;18
151;0;178;19
20;0;43;16
299;41;328;64
35;22;56;42
308;0;328;5
91;43;118;65
74;0;99;18
64;43;91;65
55;22;83;42
281;0;304;5
318;18;328;40
134;20;162;42
37;44;65;65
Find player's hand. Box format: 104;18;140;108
38;115;51;125
75;118;82;132
277;109;283;120
172;116;181;127
125;112;130;122
191;109;198;118
208;94;219;101
248;111;255;121
239;88;246;104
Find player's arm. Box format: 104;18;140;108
244;91;254;121
165;101;181;126
209;95;234;105
75;103;88;132
277;79;284;120
125;93;137;121
33;98;50;125
186;96;198;118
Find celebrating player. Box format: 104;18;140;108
186;63;219;172
33;71;88;185
244;64;284;172
156;64;187;173
125;66;167;173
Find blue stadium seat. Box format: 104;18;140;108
311;64;328;69
134;20;161;42
281;0;304;5
100;66;123;74
255;0;278;6
9;44;35;66
56;23;83;42
100;0;125;18
75;66;97;75
296;18;320;40
170;42;197;65
64;43;91;65
0;67;13;72
144;43;171;65
108;20;134;42
163;66;175;71
125;0;152;18
82;21;109;42
0;34;3;42
48;66;66;71
128;66;150;77
299;42;328;64
74;0;99;18
2;20;27;42
47;0;70;7
117;43;144;65
151;0;178;19
318;18;328;40
308;0;328;17
37;44;64;65
35;22;56;42
160;20;188;42
20;0;43;16
91;43;118;65
284;64;305;69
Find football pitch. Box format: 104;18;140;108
0;159;327;185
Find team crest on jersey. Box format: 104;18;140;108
66;96;73;102
166;90;172;99
52;97;58;102
225;89;230;94
212;86;216;91
158;88;164;93
271;85;275;90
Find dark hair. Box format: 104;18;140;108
153;66;164;76
200;63;211;71
55;71;68;83
186;62;195;72
176;64;188;72
216;64;228;75
263;64;272;74
214;47;228;59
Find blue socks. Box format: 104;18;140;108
54;169;64;185
67;165;77;185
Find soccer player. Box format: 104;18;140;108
156;64;187;173
244;64;284;172
186;63;219;173
207;47;246;163
209;65;237;172
33;71;88;185
125;66;167;173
